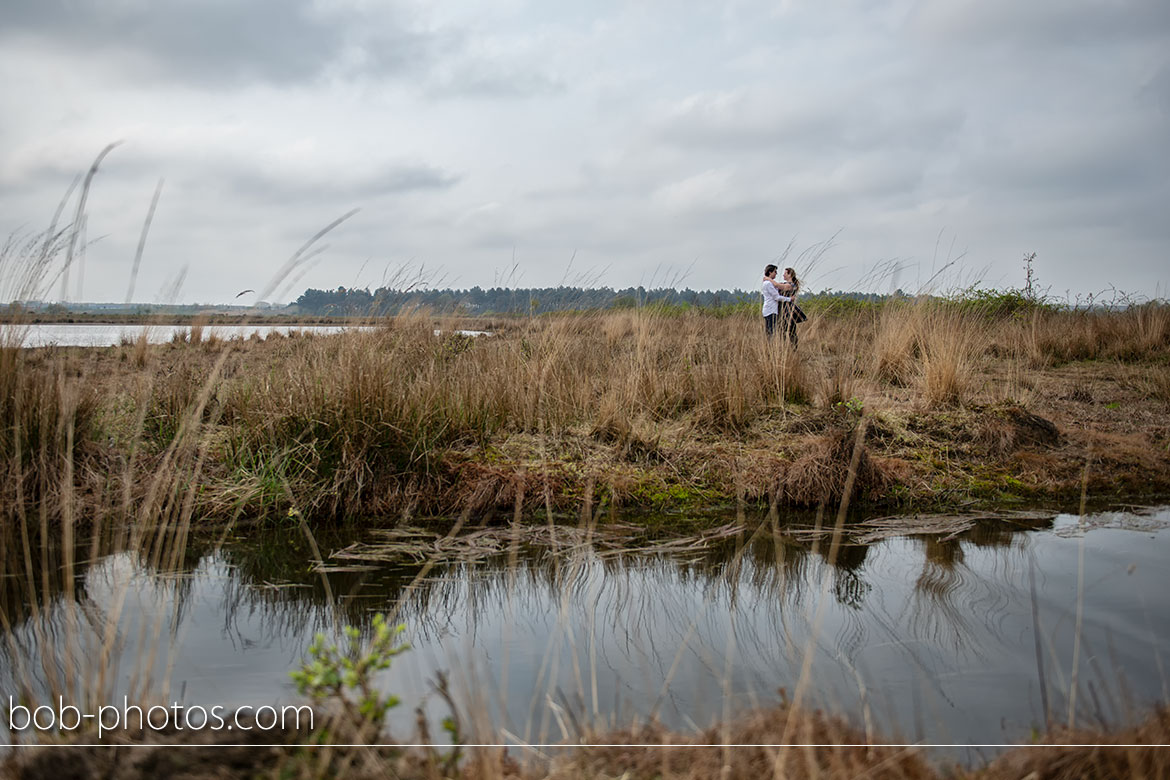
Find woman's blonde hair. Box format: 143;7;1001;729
784;267;801;293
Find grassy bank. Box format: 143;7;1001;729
2;300;1169;528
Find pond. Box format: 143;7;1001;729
2;506;1168;766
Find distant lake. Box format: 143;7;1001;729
4;323;359;348
2;323;488;348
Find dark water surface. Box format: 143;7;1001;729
3;507;1168;765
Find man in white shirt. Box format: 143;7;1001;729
762;264;793;338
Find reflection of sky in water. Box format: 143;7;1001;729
3;508;1168;763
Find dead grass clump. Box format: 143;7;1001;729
1110;302;1170;359
779;424;892;506
147;358;217;439
1076;430;1169;480
726;451;788;503
871;305;919;385
1;349;98;509
867;302;984;405
916;308;983;407
445;462;559;517
974;403;1061;456
1022;304;1170;364
132;329;150;367
819;354;864;408
982;707;1170;780
591;390;634;444
764;343;813;408
778;407;842;437
188;314;207;344
553;706;933;780
601;309;638;346
591;409;665;464
1125;362;1170;403
1060;384;1094;403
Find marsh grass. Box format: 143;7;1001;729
4;293;1170;525
2;312;1167;780
1126;363;1170;403
916;306;985;406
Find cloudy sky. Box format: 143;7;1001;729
1;0;1167;304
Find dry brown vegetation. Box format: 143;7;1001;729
4;301;1168;780
3;298;1170;528
8;703;1168;780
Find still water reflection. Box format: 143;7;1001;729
2;507;1168;760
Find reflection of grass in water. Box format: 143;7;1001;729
909;536;973;654
5;484;1170;776
211;521;830;640
4;503;1160;739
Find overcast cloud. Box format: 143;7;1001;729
1;0;1167;303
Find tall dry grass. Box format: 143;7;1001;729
5;295;1170;524
998;302;1170;366
862;302;987;405
871;303;919;386
205;309;815;517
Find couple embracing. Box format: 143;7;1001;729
761;264;805;346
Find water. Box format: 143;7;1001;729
3;507;1168;765
5;322;360;347
3;323;490;347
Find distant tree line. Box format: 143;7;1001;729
291;285;769;316
5;287;917;318
290;285;920;316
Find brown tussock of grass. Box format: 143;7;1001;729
188;314;207;344
976;707;1170;780
778;424;893;507
446;461;562;517
871;305;919;386
548;706;935;780
0;348;99;514
916;308;984;407
974;403;1061;456
1126;362;1170;404
1076;429;1167;472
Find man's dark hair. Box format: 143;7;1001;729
764;264;778;277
